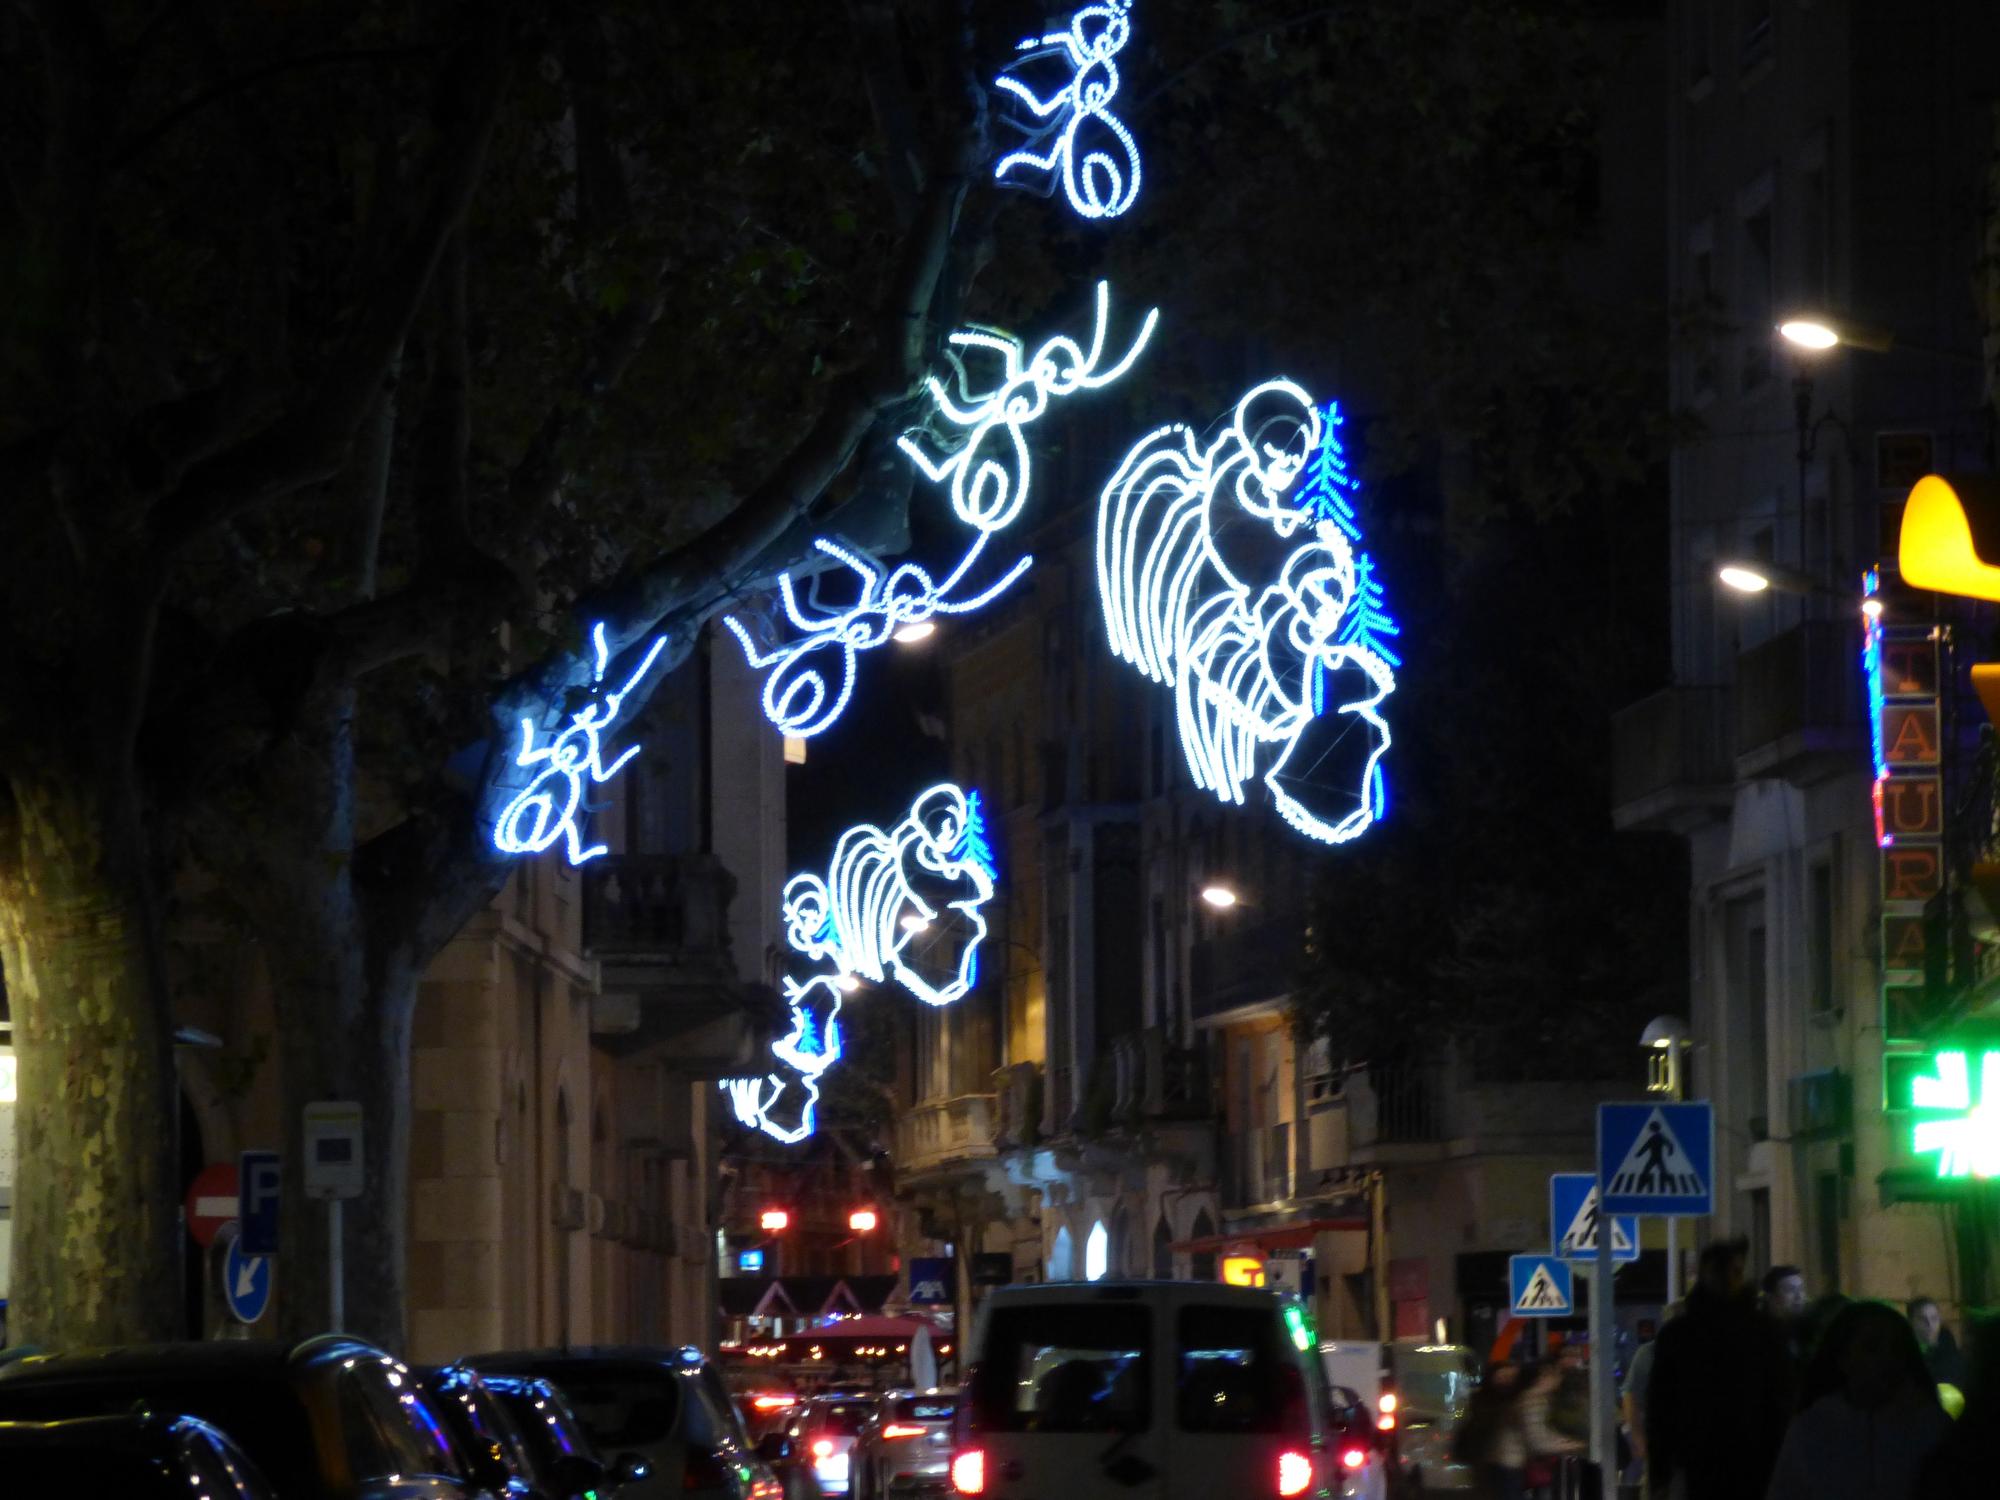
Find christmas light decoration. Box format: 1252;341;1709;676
994;2;1141;220
724;785;998;1143
725;284;1152;739
897;280;1157;535
1096;384;1398;844
492;624;668;864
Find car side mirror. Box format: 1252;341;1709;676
756;1432;791;1462
612;1452;651;1485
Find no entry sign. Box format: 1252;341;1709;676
184;1161;239;1248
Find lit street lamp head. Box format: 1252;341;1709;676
893;621;937;644
1199;883;1239;909
1716;563;1772;594
1775;312;1896;355
1777;318;1840;351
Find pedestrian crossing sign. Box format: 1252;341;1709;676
1509;1254;1574;1318
1549;1173;1640;1263
1597;1101;1714;1216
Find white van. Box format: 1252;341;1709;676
950;1281;1343;1500
1318;1339;1481;1492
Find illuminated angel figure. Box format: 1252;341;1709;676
1096;381;1398;845
994;2;1141;220
722;535;1031;739
722;784;998;1145
898;280;1157;535
492;624;668;864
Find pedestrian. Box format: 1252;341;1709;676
1644;1237;1793;1500
1621;1302;1679;1498
1905;1296;1965;1389
1914;1309;2000;1498
1760;1265;1808;1394
1456;1358;1527;1499
1516;1359;1585;1498
1766;1299;1952;1500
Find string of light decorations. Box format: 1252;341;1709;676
994;1;1141;220
723;785;998;1143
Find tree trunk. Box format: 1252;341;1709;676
0;767;179;1345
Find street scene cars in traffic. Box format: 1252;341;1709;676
850;1389;956;1500
0;1411;280;1499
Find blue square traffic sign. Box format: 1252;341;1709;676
239;1149;281;1256
1598;1102;1714;1216
1550;1173;1639;1264
1508;1254;1574;1318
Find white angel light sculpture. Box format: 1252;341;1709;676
724;283;1154;739
492;624;668;865
1096;381;1398;845
723;784;998;1144
994;1;1141;220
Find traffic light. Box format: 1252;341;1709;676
849;1207;879;1233
760;1208;790;1233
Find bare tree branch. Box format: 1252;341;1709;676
145;11;515;558
845;0;927;224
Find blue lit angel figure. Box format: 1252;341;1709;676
721;783;999;1145
994;2;1142;220
1096;383;1399;844
492;625;668;864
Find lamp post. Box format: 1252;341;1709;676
1642;1015;1691;1302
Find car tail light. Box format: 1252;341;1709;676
951;1449;985;1495
752;1393;797;1411
1277;1450;1312;1497
1341;1447;1368;1470
882;1423;927;1439
813;1438;836;1458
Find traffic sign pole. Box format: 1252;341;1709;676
329;1198;344;1333
1590;1173;1612;1485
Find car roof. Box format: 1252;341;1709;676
0;1411;225;1448
980;1280;1289;1309
0;1336;387;1387
469;1345;706;1367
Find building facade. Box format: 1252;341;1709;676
1614;0;1996;1304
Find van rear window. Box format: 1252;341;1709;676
968;1306;1151;1433
889;1396;956;1423
1176;1305;1302;1435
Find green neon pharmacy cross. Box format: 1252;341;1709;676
1909;1050;2000;1179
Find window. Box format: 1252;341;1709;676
1153;1216;1174;1279
1049;1224;1074;1281
1085;1221;1109;1281
968;1303;1152;1432
1740;201;1775;390
554;1370;682;1449
890;1394;957;1423
1176;1305;1303;1434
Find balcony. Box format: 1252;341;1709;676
1732;620;1863;784
1108;1027;1211;1123
1347;1063;1447;1156
1611;686;1733;832
992;1062;1043;1149
896;1094;998;1177
584;853;770;1072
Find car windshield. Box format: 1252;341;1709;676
1176;1305;1301;1434
888;1395;955;1423
553;1368;683;1453
968;1304;1152;1434
1390;1349;1477;1420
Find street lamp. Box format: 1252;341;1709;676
836;973;863;993
899;913;931;934
1777;313;1897;356
760;1208;791;1233
1199;883;1239;910
894;621;937;644
848;1207;879;1234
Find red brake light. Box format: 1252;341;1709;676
1277;1450;1313;1497
752;1394;797;1411
1341;1447;1368;1469
952;1449;986;1495
882;1423;927;1439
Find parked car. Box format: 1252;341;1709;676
417;1365;546;1498
469;1346;779;1500
953;1281;1334;1500
734;1386;803;1444
1323;1385;1390;1500
1319;1339;1481;1493
0;1411;279;1498
849;1389;954;1500
0;1336;475;1499
478;1371;640;1500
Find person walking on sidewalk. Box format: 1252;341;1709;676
1767;1300;1951;1500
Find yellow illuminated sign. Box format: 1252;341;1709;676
1900;474;2000;602
1221;1254;1266;1287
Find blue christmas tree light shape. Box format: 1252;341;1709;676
954;790;998;881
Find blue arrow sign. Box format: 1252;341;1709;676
1598;1102;1714;1216
1508;1254;1574;1318
1550;1173;1640;1264
239;1149;281;1257
223;1235;273;1325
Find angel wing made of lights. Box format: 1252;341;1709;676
993;2;1142;220
1096;381;1398;845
